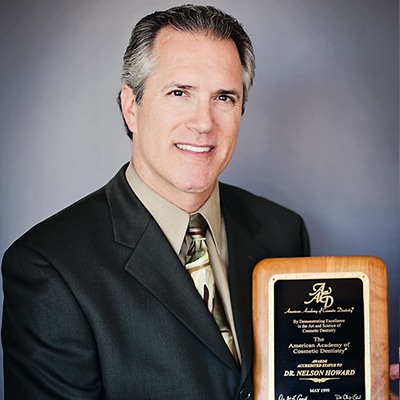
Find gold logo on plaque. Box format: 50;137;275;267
304;282;334;309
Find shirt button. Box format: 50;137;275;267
239;387;252;399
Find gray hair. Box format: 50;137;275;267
119;4;256;138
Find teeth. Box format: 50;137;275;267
176;144;211;153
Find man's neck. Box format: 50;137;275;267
144;182;213;213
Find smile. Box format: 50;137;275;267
175;144;212;153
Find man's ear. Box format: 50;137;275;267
120;84;138;134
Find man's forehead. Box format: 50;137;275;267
148;26;243;94
154;26;238;53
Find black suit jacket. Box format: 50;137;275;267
2;165;309;400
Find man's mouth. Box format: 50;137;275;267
175;144;212;153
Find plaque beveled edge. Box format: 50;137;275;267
267;272;371;399
252;256;389;400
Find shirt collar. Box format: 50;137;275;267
125;161;223;256
196;183;222;255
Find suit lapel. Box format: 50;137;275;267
125;219;239;371
221;186;270;379
105;168;239;372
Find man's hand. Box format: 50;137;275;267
389;363;399;400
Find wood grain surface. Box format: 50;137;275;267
252;256;389;400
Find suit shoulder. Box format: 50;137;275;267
219;182;303;221
8;185;109;250
8;165;133;251
219;182;310;257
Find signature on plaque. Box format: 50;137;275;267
278;395;308;400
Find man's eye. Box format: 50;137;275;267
170;90;185;96
218;95;234;103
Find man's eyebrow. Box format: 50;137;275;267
161;84;242;99
162;83;197;91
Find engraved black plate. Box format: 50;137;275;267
273;277;366;400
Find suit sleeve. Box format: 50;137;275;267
2;242;102;400
301;217;311;257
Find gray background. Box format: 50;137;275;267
1;0;398;396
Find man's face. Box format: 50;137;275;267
122;27;244;210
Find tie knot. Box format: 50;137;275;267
188;213;207;239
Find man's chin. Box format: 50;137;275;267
176;180;216;195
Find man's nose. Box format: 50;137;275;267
185;99;214;134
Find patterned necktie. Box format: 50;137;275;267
185;213;237;358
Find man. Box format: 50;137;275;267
2;5;309;399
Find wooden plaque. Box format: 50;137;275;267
253;256;389;400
